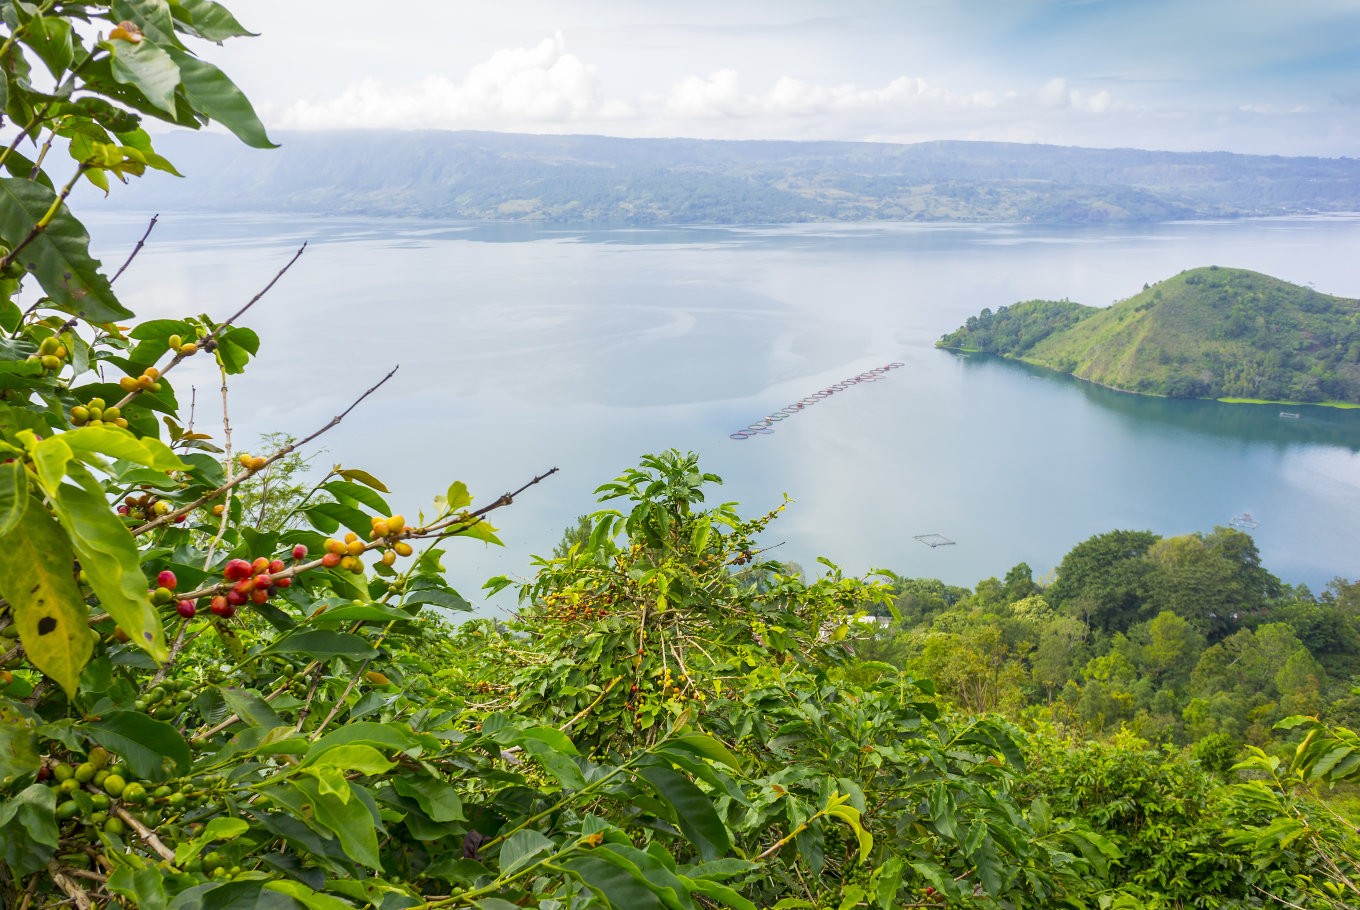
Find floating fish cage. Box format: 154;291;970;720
914;533;956;548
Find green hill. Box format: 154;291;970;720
938;267;1360;405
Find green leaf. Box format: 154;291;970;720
308;721;416;757
322;481;389;515
0;457;27;537
0;783;59;876
455;518;502;546
174;0;258;41
393;776;464;823
51;467;167;661
0;703;40;780
108;863;170;910
566;854;666;910
309;603;416;625
403;586;470;612
84;710;190;780
264;881;356;910
212;325;259;374
60;425;186;472
444;481;472;512
686;878;756;910
21;15;74;78
165;47;275;148
263;630;379;661
218;686;284;728
499;829;557;876
113;0;183;46
172;816;249;866
301;744;394;777
290;777;383;870
305;501;372;538
0;494;91;696
109;37;182;116
519;734;586;790
659;733;745;772
638;763;731;861
0;178;130;322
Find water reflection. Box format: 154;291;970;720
956;353;1360;452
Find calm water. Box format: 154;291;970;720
87;213;1360;605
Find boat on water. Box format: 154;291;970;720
1230;512;1260;529
1279;411;1300;419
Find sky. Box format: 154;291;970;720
202;1;1360;156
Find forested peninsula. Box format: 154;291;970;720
938;266;1360;405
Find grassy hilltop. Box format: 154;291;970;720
938;267;1360;405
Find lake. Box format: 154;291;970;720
88;212;1360;606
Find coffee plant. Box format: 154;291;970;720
2;3;1355;909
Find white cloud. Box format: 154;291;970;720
278;32;614;130
274;33;1122;143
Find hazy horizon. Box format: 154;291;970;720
207;1;1359;159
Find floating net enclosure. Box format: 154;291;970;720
914;533;956;548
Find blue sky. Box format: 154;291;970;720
211;0;1360;156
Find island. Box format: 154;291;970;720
937;267;1360;406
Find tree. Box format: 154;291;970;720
1048;530;1160;634
1134;610;1204;689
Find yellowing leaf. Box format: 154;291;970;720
51;465;166;661
0;495;91;696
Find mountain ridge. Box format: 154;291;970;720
100;130;1360;224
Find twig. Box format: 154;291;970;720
559;676;621;733
202;366;234;569
294;665;324;732
109;213;157;284
310;657;372;741
421;466;560;537
47;861;93;910
134;366;399;537
17;870;41;910
112;806;175;862
111;243;308;412
148;619;201;687
213;242;306;340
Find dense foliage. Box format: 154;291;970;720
1;5;1358;910
939;266;1360;403
874;527;1360;744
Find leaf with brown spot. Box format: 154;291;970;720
0;494;91;696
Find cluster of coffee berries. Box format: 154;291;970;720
321;533;367;573
660;666;699;703
28;334;69;372
69;396;129;429
118;492;181;522
118;365;163;394
133;676;196;718
149;569;198;618
237;452;268;472
211;556;291;617
540;590;613;623
167;333;199;356
369;513;414;566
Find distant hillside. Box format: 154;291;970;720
100;130;1360;224
938;268;1360;405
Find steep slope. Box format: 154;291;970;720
939;268;1360;404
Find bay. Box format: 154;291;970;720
87;212;1360;606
